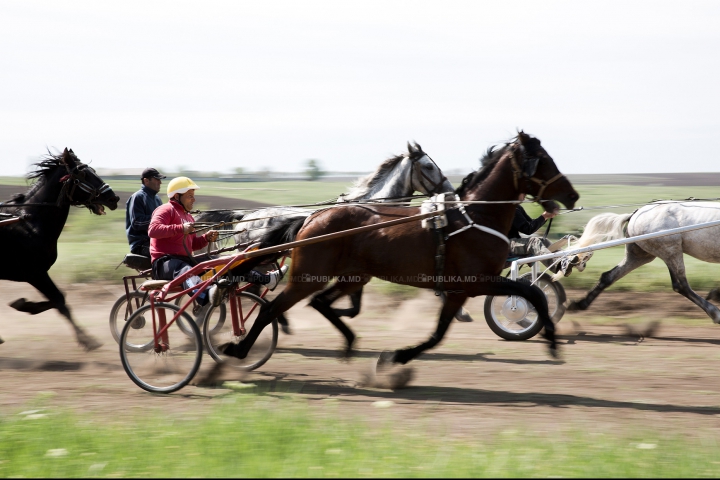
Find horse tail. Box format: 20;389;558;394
259;216;305;249
574;212;633;248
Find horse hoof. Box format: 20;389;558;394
0;337;4;345
81;337;103;352
9;298;27;311
219;342;235;356
455;311;474;322
566;300;583;312
376;350;396;371
339;343;356;362
363;356;414;390
220;341;248;360
281;324;293;335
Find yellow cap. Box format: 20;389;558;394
166;177;200;197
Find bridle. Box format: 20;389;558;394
410;153;449;195
58;163;114;207
508;144;565;201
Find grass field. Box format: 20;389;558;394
2;396;720;478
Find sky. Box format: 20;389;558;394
1;0;719;176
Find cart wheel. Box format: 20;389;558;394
109;291;149;345
484;273;565;341
173;293;225;337
119;302;203;393
203;291;278;370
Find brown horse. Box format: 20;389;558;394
223;132;579;365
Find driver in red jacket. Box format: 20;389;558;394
149;177;285;307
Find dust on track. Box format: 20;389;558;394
2;279;720;437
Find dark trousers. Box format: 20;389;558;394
130;241;150;258
152;255;212;305
152;254;271;300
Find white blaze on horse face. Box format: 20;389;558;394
411;154;453;195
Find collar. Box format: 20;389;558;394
169;199;190;213
141;185;158;197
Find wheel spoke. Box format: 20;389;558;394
203;291;278;371
120;302;202;393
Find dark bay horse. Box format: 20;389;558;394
0;149;120;350
197;142;465;330
223;132;579;365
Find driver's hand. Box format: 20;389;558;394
182;222;196;234
542;210;558;220
206;230;219;242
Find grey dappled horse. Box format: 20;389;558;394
568;201;720;323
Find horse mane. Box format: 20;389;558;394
27;152;69;181
5;150;73;204
455;143;511;195
343;147;424;200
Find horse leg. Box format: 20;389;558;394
439;291;474;322
332;287;363;319
245;280;292;334
15;272;102;351
568;243;655;311
223;281;323;360
664;254;720;324
387;292;468;365
389;278;558;366
310;281;368;358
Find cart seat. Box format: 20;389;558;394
139;280;169;291
122;253;152;271
139;279;184;292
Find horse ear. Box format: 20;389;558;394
517;131;542;157
407;142;415;154
517;130;529;145
61;148;77;166
413;141;422;153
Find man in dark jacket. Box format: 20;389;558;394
509;193;558;260
125;167;166;257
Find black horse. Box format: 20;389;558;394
0;149;120;350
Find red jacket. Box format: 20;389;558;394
148;200;209;263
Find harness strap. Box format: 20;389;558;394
509;148;565;201
531;173;565;199
445;203;510;245
433;227;446;295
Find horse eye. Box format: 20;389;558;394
424;164;434;170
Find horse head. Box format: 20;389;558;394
406;142;454;195
511;131;579;211
59;148;120;215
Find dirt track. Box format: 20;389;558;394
2;280;720;437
